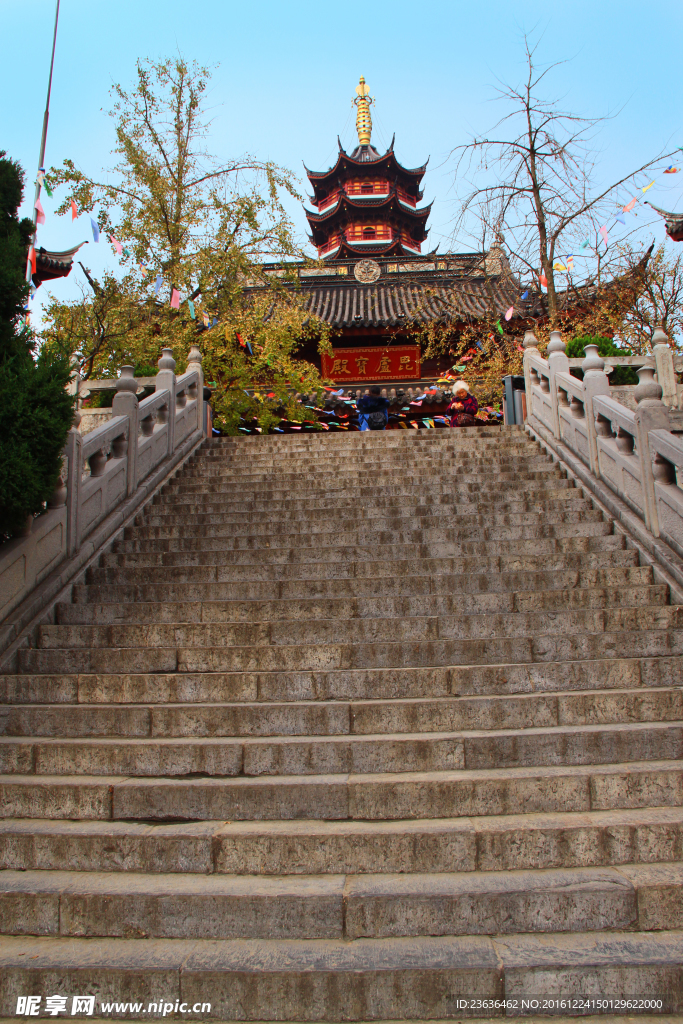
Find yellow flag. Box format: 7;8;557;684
553;263;567;271
642;181;655;193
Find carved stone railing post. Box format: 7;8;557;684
522;331;539;423
652;326;677;408
111;366;139;496
581;344;611;475
635;365;671;536
546;330;570;440
186;343;205;435
155;348;176;457
64;405;82;557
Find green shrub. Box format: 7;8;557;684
566;335;639;386
0;153;74;539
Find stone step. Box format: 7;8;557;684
135;495;596;527
151;480;577;511
192;438;530;462
98;535;626;570
2;721;682;778
2;687;681;738
1;805;682;875
2;928;680;1019
126;508;604;541
2;759;683;822
174;459;557;484
55;585;670;627
7;655;679;708
2;862;682;940
20;626;683;675
113;520;613;553
73;564;656;606
37;606;682;650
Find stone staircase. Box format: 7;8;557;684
1;425;683;1020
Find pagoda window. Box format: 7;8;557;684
360;183;373;194
362;226;376;238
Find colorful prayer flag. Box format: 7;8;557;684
496;320;504;334
188;300;195;319
504;306;514;321
567;257;574;271
580;239;590;249
623;197;637;212
599;225;609;245
154;274;162;295
202;312;210;327
615;213;625;225
540;273;547;288
236;332;246;347
170;288;180;309
28;246;37;275
34;198;45;225
109;235;123;255
139;262;148;277
90;218;100;242
521;290;529;300
70;199;78;221
642;181;655;193
553;263;566;271
36;169;44;186
664;166;679;174
122;248;130;257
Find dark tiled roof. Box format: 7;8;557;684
306;193;432;224
647;202;683;242
34;242;88;287
305;141;428;184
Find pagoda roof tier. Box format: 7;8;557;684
314;237;429;259
306;192;432;221
305;140;428;189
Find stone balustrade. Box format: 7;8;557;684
524;327;683;561
0;347;204;639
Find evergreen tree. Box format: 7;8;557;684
0;153;74;539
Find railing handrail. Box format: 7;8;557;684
81;414;128;460
139;388;171;417
592;394;636;433
649;427;683;468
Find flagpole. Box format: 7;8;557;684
27;0;61;282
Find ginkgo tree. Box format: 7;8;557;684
41;55;331;430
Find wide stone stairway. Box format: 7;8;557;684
1;426;683;1020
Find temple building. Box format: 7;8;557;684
251;77;647;385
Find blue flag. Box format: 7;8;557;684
90;219;100;242
521;290;529;300
154;274;162;295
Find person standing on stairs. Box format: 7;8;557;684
357;385;390;430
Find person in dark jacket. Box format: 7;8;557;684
357;386;390;430
447;382;479;427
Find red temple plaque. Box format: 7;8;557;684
321;345;421;382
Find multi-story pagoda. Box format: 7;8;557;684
305;77;432;260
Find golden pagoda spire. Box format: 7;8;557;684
354;75;373;146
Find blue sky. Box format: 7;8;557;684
2;0;683;321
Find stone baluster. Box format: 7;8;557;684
581;343;611;476
634;363;672;536
547;330;570;440
64;402;82;557
112;365;139;495
155;348;176;457
652;326;678;408
522;330;539;424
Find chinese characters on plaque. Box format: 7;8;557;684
321;345;421;382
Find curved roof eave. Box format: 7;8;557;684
305;193;433;224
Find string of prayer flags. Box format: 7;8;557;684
642;181;655;193
623;197;637;212
90;218;100;242
170;289;180;309
70;199;79;222
599;225;609;245
34;198;45;225
109;235;123;255
187;300;196;319
154;274;162;295
504;305;514;321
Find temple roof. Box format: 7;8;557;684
647;202;683;242
305;143;428;185
33;242;88;287
306;192;432;224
